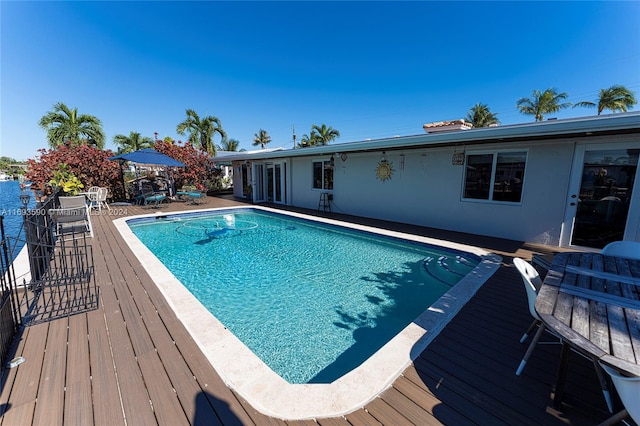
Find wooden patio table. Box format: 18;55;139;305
535;251;640;410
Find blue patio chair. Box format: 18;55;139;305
176;185;207;205
141;190;167;208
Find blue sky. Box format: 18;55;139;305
1;1;639;161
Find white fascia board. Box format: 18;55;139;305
224;113;640;162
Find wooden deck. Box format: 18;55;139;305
0;196;621;425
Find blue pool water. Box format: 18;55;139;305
129;209;480;384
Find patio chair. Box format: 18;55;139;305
86;187;100;211
601;241;640;259
598;363;640;425
59;195;89;209
96;187;109;211
49;204;94;239
140;190;167;208
514;257;558;376
176;185;207;205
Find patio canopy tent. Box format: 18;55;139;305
108;149;186;202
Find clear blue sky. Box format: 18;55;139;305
1;1;639;161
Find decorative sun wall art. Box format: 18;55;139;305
376;159;394;182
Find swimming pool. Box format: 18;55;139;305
115;206;501;419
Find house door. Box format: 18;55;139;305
561;142;640;248
266;165;274;202
266;162;286;204
252;163;266;203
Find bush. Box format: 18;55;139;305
26;144;123;199
154;140;221;190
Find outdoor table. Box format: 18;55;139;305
535;251;640;410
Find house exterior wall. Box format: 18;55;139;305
286;139;574;245
230;124;640;247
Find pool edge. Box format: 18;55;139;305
113;205;502;420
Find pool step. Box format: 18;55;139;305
422;255;477;286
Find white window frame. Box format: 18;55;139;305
461;149;528;204
312;159;334;191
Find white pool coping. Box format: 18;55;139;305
114;205;502;420
4;244;32;286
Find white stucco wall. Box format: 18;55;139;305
287;140;575;245
233;132;640;246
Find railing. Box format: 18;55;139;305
20;190;98;325
23;188;60;282
0;188;99;365
0;216;21;363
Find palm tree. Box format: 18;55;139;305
113;132;154;154
466;103;499;128
253;129;272;149
312;124;340;145
573;85;637;115
516;88;571;122
38;102;105;148
176;109;226;155
217;137;240;152
298;130;320;148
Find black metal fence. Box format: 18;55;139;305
0;216;22;364
0;189;99;365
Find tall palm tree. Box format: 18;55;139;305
312;124;340;145
38;102;105;148
176;109;226;156
113;131;154;154
573;85;637;115
466;103;499;128
253;129;272;149
516;88;571;122
217;137;240;152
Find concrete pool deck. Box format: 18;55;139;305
114;205;502;419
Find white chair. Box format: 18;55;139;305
514;257;555;375
97;187;109;211
601;241;640;260
515;257;615;411
85;186;101;211
598;363;640;425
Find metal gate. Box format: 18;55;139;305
0;190;98;364
20;192;98;325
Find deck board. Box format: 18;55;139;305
0;324;43;426
86;303;125;426
99;283;158;425
63;314;92;426
32;318;66;426
0;196;619;425
342;409;382;425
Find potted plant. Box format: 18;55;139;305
50;164;84;196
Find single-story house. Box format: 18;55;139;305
222;112;640;249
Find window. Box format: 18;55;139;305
312;160;334;190
463;151;527;203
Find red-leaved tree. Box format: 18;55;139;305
154;140;220;191
26;144;124;199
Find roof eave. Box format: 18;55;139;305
221;113;640;162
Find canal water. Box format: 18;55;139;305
0;180;37;263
